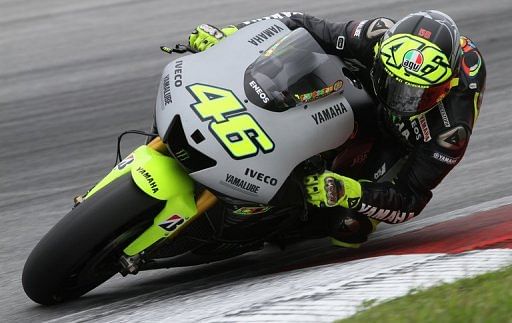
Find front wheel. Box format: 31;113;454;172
22;175;164;305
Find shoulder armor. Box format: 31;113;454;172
350;18;394;41
366;18;395;39
458;36;486;91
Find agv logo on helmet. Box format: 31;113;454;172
378;34;453;87
402;49;423;73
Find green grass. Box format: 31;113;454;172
337;266;512;323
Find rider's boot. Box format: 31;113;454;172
328;212;379;248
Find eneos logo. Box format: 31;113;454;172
403;50;424;72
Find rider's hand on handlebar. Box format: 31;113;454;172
188;24;238;52
304;172;362;209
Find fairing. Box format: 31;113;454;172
155;20;356;204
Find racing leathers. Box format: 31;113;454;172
232;12;486;228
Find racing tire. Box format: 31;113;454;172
22;175;165;305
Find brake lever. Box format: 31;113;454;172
160;44;198;55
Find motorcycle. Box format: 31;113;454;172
22;19;374;305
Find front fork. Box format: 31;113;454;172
84;137;218;261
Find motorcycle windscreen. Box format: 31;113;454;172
244;28;345;112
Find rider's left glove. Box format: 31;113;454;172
189;24;238;52
304;172;362;209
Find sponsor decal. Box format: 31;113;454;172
249;80;270;103
296;80;344;104
437;126;467;150
163;75;172;105
225;173;260;194
187;83;275;160
373;163;386;180
366;18;393;39
433;152;459;165
418;114;431;142
241;12;302;25
395;122;411;141
311;101;348;125
438;103;451;127
402;49;424;73
174;60;183;87
158;214;185;232
248;24;285;46
117;154;134;170
233;206;273;216
410;120;422;141
358;203;415;223
245;167;278;186
136;167;159;193
418;28;432;39
336;35;345;50
353;20;368;38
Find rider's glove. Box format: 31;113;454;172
188;24;238;52
304;172;362;209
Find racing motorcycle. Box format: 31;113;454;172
22;20;374;305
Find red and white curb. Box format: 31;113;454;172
46;197;512;323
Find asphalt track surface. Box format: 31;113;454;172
1;0;511;321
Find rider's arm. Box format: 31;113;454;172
285;14;393;69
192;12;393;68
357;139;469;223
189;12;302;52
307;126;473;223
234;13;394;69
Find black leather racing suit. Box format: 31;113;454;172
235;12;487;226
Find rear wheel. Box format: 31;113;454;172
22;175;164;305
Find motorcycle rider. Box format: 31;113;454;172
187;10;486;247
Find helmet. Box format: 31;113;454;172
371;10;461;117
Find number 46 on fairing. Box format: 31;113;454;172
186;83;275;159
